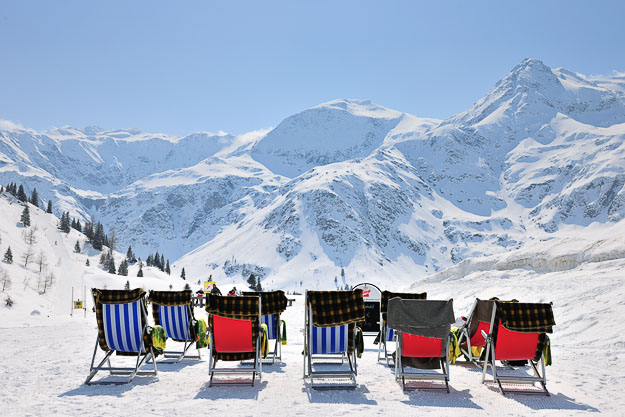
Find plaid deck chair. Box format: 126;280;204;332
377;291;427;364
388;298;455;392
243;290;288;364
481;301;555;396
303;290;365;390
457;299;496;365
149;290;200;363
85;289;158;385
205;294;262;386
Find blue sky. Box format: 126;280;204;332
1;1;624;136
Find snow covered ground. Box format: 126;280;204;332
2;255;624;416
2;186;625;415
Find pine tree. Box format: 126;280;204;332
180;267;186;280
59;212;71;233
83;222;94;242
17;184;27;202
20;205;31;227
64;212;71;233
30;188;39;208
160;254;165;272
137;264;143;277
154;251;160;269
4;246;13;264
124;280;130;290
255;276;262;292
107;254;116;274
126;246;136;263
92;222;104;250
71;218;82;232
74;240;81;253
146;254;153;267
99;251;108;266
184;283;191;291
165;260;170;275
109;229;116;252
247;274;256;290
118;259;128;276
46;200;53;214
86;259;90;266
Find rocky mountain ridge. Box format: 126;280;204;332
1;58;624;289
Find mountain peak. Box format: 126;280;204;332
313;99;403;119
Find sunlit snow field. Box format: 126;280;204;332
2;258;623;416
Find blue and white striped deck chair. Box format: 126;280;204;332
378;324;396;365
261;313;282;363
311;323;349;355
243;290;289;365
149;290;200;363
304;290;363;390
85;289;157;385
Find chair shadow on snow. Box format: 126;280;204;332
59;377;158;398
483;385;599;412
194;381;268;400
302;384;377;405
239;360;287;374
150;360;202;373
401;387;483;409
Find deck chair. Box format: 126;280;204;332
206;294;262;386
388;298;455;392
243;290;288;364
457;298;495;365
85;288;158;385
148;290;200;363
377;291;427;364
481;300;555;396
303;290;365;390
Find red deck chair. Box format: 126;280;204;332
457;299;495;365
481;301;555;396
388;298;455;392
206;294;262;386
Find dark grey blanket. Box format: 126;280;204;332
387;298;455;340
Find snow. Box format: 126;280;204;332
2;261;624;415
2;184;625;415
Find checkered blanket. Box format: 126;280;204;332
242;290;288;315
206;295;260;361
381;291;427;313
307;290;365;327
495;301;555;333
91;288;155;356
495;301;555;362
148;290;196;342
148;290;193;306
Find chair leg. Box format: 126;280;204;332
85;343;114;385
481;340;491;384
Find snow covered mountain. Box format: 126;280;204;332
1;58;624;290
